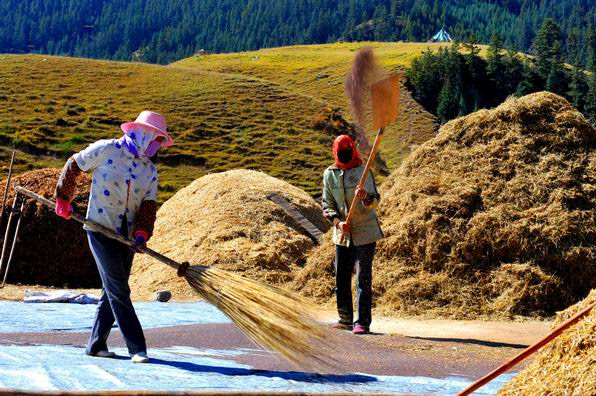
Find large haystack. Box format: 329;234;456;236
498;289;595;395
0;168;99;287
293;92;595;319
130;169;329;300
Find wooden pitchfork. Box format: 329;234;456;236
339;75;399;245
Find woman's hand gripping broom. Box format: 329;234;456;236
15;185;334;370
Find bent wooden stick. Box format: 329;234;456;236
457;301;596;396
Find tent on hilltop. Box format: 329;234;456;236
428;28;453;43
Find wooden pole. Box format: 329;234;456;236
338;127;384;245
457;301;596;395
0;199;24;288
345;127;384;227
14;186;204;273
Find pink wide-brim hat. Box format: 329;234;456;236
121;111;174;146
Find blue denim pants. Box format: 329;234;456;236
86;231;146;356
334;242;376;328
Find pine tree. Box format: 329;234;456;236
544;40;568;97
487;33;506;105
534;19;562;84
516;61;539;97
587;73;596;124
567;29;588;112
585;27;596;124
437;78;459;124
502;49;523;95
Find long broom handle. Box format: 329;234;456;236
457;301;596;396
345;127;384;226
338;127;384;245
14;186;205;273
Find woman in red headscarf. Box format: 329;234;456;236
322;134;383;335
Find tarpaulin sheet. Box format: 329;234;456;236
0;345;513;394
0;300;229;332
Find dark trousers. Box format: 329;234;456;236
335;242;376;328
86;231;146;356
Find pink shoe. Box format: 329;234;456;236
352;324;369;335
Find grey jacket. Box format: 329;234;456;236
322;164;384;247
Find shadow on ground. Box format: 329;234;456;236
151;357;377;384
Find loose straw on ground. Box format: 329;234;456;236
16;186;334;370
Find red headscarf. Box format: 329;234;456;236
333;135;363;170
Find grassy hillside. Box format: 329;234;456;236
174;42;449;169
0;55;345;202
0;42;446;202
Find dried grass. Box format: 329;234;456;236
293;92;595;319
498;289;595;395
0;168;99;287
130;169;329;300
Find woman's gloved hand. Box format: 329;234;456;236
132;231;148;254
337;221;350;233
55;198;72;220
355;187;367;199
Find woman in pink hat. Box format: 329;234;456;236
54;111;173;363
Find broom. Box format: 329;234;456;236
15;186;333;370
340;47;399;245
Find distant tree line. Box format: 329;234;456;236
406;19;596;124
0;0;593;67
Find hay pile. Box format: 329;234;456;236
498;289;595;395
130;169;329;300
0;168;99;287
293;92;595;319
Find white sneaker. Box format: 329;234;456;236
131;352;149;363
95;350;116;358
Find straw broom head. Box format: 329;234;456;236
178;262;334;370
345;46;386;153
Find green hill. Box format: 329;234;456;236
0;42;440;202
176;42;443;170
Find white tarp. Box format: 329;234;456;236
0;344;514;394
24;290;100;304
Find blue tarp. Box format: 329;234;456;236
0;300;229;332
0;300;515;394
0;345;514;394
